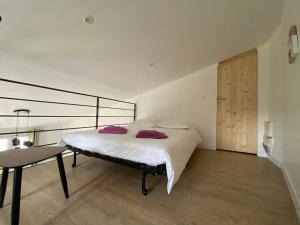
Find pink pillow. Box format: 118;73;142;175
99;126;127;134
136;130;168;139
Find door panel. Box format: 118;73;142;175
217;49;258;154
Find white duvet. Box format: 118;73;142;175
57;126;201;193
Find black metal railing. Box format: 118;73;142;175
0;78;136;151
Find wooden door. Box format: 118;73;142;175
217;49;258;154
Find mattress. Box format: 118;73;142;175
57;126;202;193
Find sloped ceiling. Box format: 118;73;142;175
0;0;283;129
0;0;284;97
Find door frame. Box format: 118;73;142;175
216;49;258;154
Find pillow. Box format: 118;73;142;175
128;119;155;129
155;120;189;129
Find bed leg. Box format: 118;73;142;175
142;171;149;196
72;152;77;168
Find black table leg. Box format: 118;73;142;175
0;167;9;208
56;154;69;199
72;152;77;168
11;167;22;225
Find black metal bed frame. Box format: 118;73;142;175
68;145;166;195
0;78;166;195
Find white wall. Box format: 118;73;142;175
266;0;300;219
258;44;271;157
136;47;271;154
136;64;218;149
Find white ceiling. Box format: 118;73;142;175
0;0;284;100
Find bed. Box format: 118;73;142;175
57;120;202;195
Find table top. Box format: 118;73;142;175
0;146;67;168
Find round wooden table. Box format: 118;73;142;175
0;147;69;225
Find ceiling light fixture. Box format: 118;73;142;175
84;16;95;24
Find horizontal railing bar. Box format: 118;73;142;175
0;96;135;111
0;123;129;136
0;115;96;118
98;106;134;111
0;78;135;105
0;96;96;108
0;126;95;136
98;116;134;118
0;115;134;118
35;143;57;147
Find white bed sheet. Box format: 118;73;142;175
57;127;202;193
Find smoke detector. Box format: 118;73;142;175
84;16;95;24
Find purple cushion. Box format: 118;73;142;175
136;130;168;139
98;126;127;134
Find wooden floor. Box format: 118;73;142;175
0;149;298;225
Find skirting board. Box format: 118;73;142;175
282;165;300;221
267;155;299;221
198;143;216;150
267;155;282;168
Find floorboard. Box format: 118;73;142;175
0;149;298;225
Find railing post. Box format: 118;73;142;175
33;130;36;146
133;103;137;121
96;97;99;129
